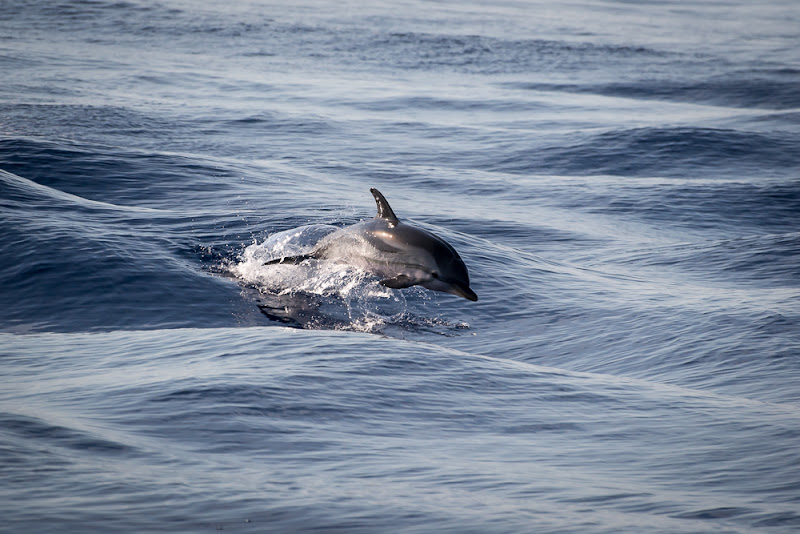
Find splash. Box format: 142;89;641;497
228;225;468;335
232;224;392;298
231;225;403;331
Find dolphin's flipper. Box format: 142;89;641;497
264;253;314;266
380;274;415;289
370;188;399;226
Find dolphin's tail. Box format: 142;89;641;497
263;253;314;266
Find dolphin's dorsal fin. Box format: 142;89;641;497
370;188;399;226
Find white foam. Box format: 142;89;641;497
231;224;395;300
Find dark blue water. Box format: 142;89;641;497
2;1;800;532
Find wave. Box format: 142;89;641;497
3;327;800;532
510;68;800;110
0;136;238;208
610;232;800;287
0;412;135;456
488;126;800;178
0;163;249;334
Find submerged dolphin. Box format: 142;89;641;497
265;188;478;301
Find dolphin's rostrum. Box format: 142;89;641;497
265;189;478;301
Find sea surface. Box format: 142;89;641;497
2;1;800;532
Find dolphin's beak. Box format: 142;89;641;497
422;278;478;302
448;283;478;302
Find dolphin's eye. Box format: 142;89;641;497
431;272;439;279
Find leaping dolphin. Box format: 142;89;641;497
265;188;478;301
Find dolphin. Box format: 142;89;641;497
265;188;478;301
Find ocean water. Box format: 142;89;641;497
1;0;799;532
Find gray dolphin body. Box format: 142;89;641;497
266;188;478;301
